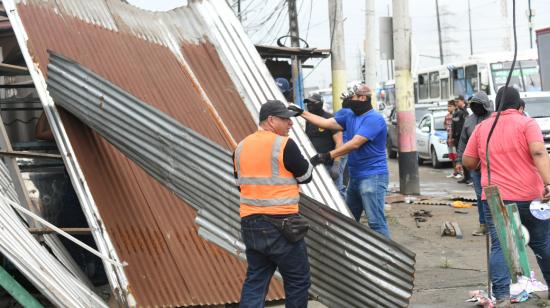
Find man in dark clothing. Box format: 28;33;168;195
304;94;343;182
452;95;470;184
456;92;493;236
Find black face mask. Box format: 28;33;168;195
306;101;324;114
349;99;372;116
470;103;487;116
342;98;351;109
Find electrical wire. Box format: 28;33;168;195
485;0;517;185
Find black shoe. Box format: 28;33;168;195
457;178;469;184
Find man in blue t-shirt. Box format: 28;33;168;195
289;85;390;238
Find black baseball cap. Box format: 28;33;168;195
304;93;323;104
259;100;298;122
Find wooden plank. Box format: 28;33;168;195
451;222;463;239
485;185;530;281
0;63;29;76
0;150;61;159
0;265;43;308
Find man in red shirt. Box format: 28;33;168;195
463;87;550;307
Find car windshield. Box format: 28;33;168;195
415;108;431;122
491;60;541;92
434;116;446;130
524;97;550;118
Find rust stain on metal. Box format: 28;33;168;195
16;2;283;306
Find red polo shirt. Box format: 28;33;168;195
464;109;544;201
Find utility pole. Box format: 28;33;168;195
328;0;346;111
500;0;512;51
364;0;377;108
528;0;534;48
238;0;241;22
288;0;304;106
393;0;420;195
467;0;473;55
435;0;444;65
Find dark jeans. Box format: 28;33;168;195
470;170;485;224
240;215;310;308
483;200;550;299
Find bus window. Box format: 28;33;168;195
429;72;440;99
519;60;541;92
418;73;428;99
465;65;478;98
491;60;541;92
452;68;465;97
441;78;449;99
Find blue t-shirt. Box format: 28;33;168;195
334;108;354;143
335;109;388;178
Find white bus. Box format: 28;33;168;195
414;49;541;104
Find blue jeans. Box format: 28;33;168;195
240;215;310;308
470;170;485;224
483;200;550;299
346;173;390;238
334;155;348;199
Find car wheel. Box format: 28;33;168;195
387;138;397;159
431;147;442;168
417;153;423;165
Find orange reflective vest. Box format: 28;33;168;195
234;130;300;218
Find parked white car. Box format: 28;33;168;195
521;92;550;152
416;111;451;168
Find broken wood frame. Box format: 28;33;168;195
485;185;530;282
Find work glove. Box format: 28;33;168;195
329;160;340;180
287;105;304;116
310;152;332;166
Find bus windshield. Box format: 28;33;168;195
491;60;541;92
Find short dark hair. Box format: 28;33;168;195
447;100;456;106
495;86;521;111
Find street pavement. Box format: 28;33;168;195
270;159;549;307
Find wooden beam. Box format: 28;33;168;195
0;63;28;75
0;150;61;159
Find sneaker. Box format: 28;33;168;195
467;181;474;186
453;174;463;179
457;178;469;184
472;224;487;236
495;298;511;308
446;173;456;178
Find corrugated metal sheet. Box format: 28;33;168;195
0;159;107;307
5;0;284;306
6;0;415;306
47;52;416;308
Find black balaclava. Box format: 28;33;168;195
470;102;487;116
342;97;351;109
349;97;373;116
306;100;324;115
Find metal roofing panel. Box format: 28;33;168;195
0;159;107;307
47;52;416;308
7;0;415;306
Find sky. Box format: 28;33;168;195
126;0;550;90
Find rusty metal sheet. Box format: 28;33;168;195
47;52;416;308
7;0;284;306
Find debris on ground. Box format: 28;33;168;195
454;209;469;214
452;201;474;208
411;210;432;228
466;289;494;307
441;221;463;239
